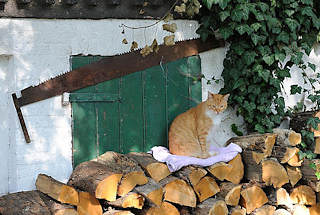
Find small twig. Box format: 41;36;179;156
119;0;179;30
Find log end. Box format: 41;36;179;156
118;171;148;197
77;192;102;215
194;176;220;202
209;200;228;215
225;185;242;206
146;163;171;182
240;185;268;214
164;179;197;207
96;173;123;201
262;159;289;188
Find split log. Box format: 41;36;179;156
39;192;78;215
209;200;228;215
174;165;207;187
314;137;320;154
290;185;316;206
0;190;77;215
240;185;268;214
36;174;79;206
252;205;276;215
281;147;299;164
276;188;292;207
309;203;320;215
93;151;148;196
77;192;102;215
163;178;197;207
68;161;122;201
292;204;310;215
106;192;145;209
207;154;244;184
287;149;303;167
134;177;163;206
217;183;241;206
143;201;179;215
301;159;320;192
126;152;171;182
193;176;220;202
286;166;302;187
230;206;246;215
262;159;289;188
273;209;291;215
103;208;134;215
272;128;301;146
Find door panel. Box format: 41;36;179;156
71;55;202;167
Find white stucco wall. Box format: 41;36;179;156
0;18;246;195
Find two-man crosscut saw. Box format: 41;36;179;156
12;37;224;143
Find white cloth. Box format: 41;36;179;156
149;143;242;172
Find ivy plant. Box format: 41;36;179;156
193;0;320;134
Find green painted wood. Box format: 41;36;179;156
71;55;201;167
119;72;144;154
71;56;97;167
143;66;167;150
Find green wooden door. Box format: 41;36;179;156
71;55;202;167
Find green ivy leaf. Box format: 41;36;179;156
243;51;257;65
285;18;300;32
290;85;302;94
316;172;320;180
202;0;214;9
236;24;252;35
257;2;269;12
231;8;244;22
214;0;230;9
277;69;291;78
263;55;275;66
258;69;270;82
251;23;262;32
308;63;316;71
251;34;260;45
231;124;243;136
255;124;265;133
219;11;230;22
275;52;286;62
301;0;313;5
219;27;233;40
307;117;320;130
277;32;290;44
285;9;295;17
310;162;317;170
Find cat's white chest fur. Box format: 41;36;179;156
206;109;226;153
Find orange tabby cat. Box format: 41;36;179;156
168;93;229;158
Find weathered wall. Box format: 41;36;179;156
0;18;246;195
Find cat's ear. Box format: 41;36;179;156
208;92;214;99
223;94;230;101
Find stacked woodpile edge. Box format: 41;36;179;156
2;128;320;215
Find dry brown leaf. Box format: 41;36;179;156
130;41;138;51
174;3;186;13
162;23;177;33
164;13;173;23
140;45;153;57
151;39;159;53
164;35;175;46
122;38;128;44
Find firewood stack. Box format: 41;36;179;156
2;128;320;214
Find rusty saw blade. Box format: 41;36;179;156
13;37;224;143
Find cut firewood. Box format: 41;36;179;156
163;178;196;207
273;209;291;215
301;159;320;192
175;165;207;187
36;174;79;206
287;149;303;167
262;159;289;188
107;192;144;209
103;208;134;215
77;192;102;215
231;206;246;215
93;151;148;196
286;166;302;187
207;162;230;181
314;137;320;154
309;203;320;215
290;185;316;206
252;151;264;164
225;154;244;184
143;201;179;215
276;188;292;207
0;190;77;215
193;176;220;202
207;154;244;184
194;198;222;215
252;205;276;215
292;204;310;215
118;171;148;197
68;161;122;201
126;152;171;182
217;183;242;206
227;133;277;151
209;200;228;215
240;185;268;214
281;147;299;164
272;128;301;146
39;192;78;215
134;177;163;206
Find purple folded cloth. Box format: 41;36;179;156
149;143;242;172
